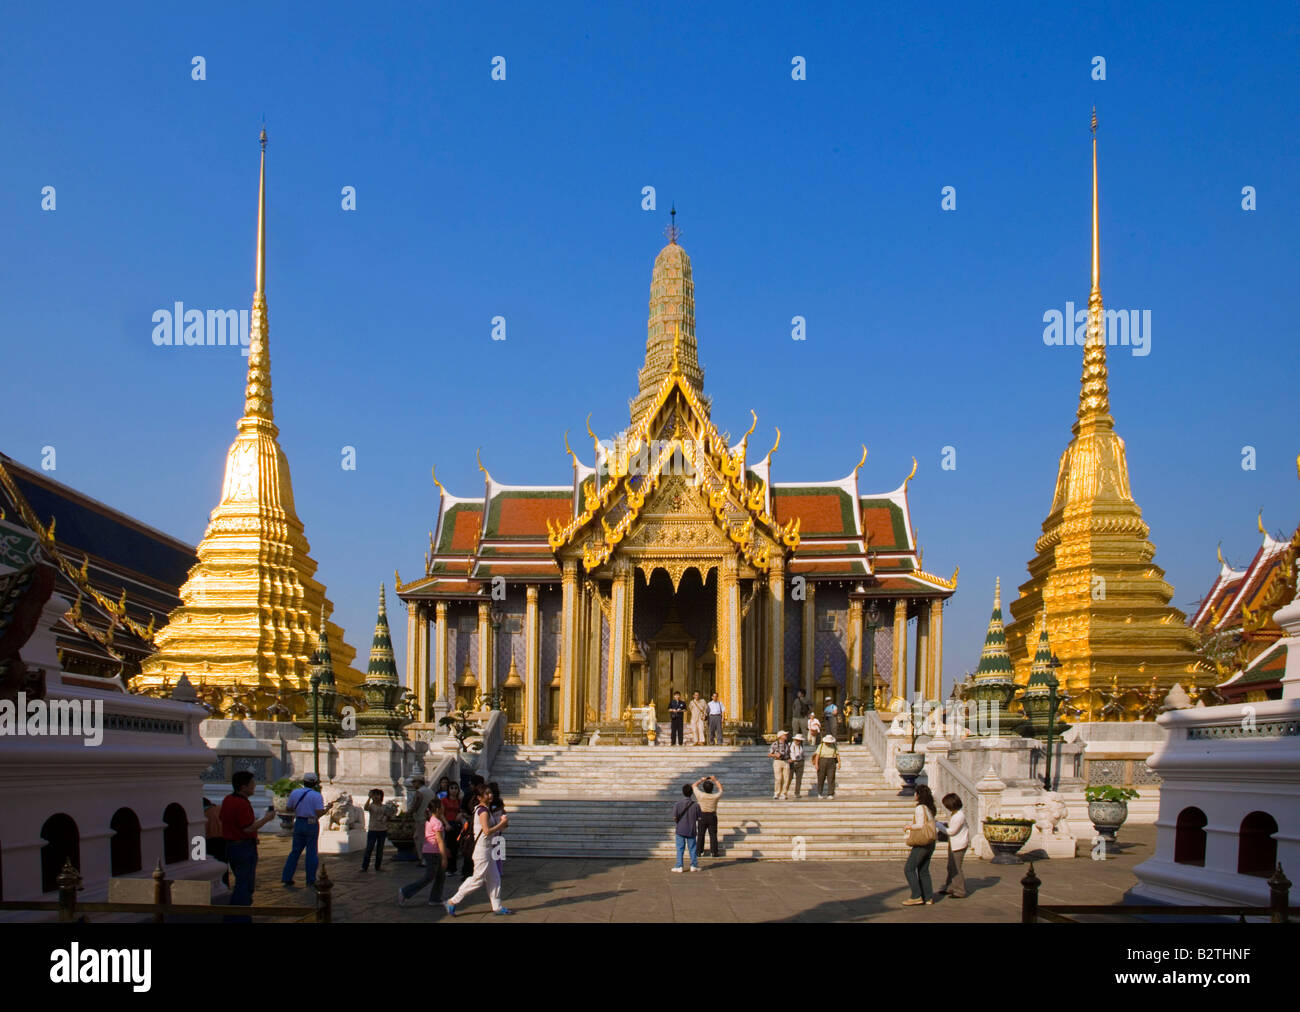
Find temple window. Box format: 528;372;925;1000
1173;807;1207;866
1237;811;1278;877
110;807;143;876
40;814;80;894
162;803;189;864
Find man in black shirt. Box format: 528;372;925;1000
668;691;687;746
791;689;812;739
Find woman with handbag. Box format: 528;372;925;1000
901;784;938;906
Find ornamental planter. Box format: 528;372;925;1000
272;793;296;830
895;751;925;797
982;818;1034;864
387;811;418;861
848;714;866;744
1087;800;1129;854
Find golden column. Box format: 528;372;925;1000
892;599;908;703
848;596;864;703
524;585;540;744
801;581;817;702
433;601;450;713
768;556;786;734
413;603;429;720
915;602;930;698
930;599;945;700
719;555;742;729
608;559;632;720
585;584;600;724
477;601;492;699
559;560;580;740
405;601;419;702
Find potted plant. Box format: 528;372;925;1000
894;704;925;796
981;815;1035;864
1086;785;1138;854
269;777;302;829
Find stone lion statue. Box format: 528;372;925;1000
326;793;363;831
1033;792;1072;838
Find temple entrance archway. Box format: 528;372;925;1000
632;566;717;712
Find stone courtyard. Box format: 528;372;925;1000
253;824;1157;923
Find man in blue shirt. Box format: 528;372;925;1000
281;771;330;888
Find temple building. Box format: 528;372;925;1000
396;221;956;744
135;131;363;717
1193;499;1300;703
1004;112;1200;717
0;452;195;683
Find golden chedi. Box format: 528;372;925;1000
1005;111;1199;719
136;130;363;716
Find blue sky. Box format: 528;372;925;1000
2;2;1297;687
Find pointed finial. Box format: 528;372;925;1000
243;126;274;421
664;203;680;244
476;447;493;484
1217;541;1226;567
994;576;1001;608
903;456;918;490
1258;509;1266;535
852;444;869;478
766;427;782;461
378;583;387;615
1077;105;1111;430
430;465;445;495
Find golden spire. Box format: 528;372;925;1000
1076;107;1111;433
994;575;1001;609
136;124;365;714
243;126;274;423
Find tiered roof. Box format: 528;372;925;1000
399;230;954;602
1192;523;1296;639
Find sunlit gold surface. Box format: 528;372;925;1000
1005;113;1199;719
135;131;362;716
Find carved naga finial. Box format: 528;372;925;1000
853;444;868;479
903;456;919;490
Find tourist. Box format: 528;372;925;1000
812;733;840;799
406;774;435;867
436;776;451;800
445;784;512;915
936;793;968;899
457;775;484;877
791;688;812;739
902;784;938;906
488;781;507;881
442;783;463;872
788;733;806;798
220;770;277;917
203;798;228;887
398;795;449;906
671;784;701;872
361;789;390;872
692;775;722;858
688;691;708;746
768;729;792;799
807;713;821;749
822;698;839;739
706;692;724;745
668;690;687;745
281;771;329;888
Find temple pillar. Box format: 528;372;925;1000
559;560;580;741
768;556;786;734
893;599;908;704
585;584;600;726
477;601;492;701
915;601;930;699
433;601;449;727
405;599;419;697
801;581;817;703
848;596;864;704
608;560;632;720
414;604;430;721
930;599;944;700
720;556;742;731
524;585;539;745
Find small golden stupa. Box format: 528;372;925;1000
135;129;363;716
1004;110;1200;719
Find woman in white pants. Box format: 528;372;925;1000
444;784;512;916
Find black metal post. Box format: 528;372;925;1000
1021;862;1041;924
1043;654;1061;791
311;673;321;781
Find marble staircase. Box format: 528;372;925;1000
491;744;916;860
